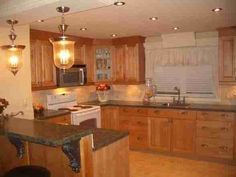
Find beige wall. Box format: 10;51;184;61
0;25;33;119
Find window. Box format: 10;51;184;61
154;65;216;98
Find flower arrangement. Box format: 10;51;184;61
96;83;111;102
0;98;9;114
96;83;111;91
33;103;44;115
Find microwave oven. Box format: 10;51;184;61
57;65;87;87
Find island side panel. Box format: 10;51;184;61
93;137;130;177
28;135;94;177
0;136;29;176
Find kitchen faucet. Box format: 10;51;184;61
174;86;181;104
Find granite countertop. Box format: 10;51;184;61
34;109;70;120
0;117;92;147
92;129;128;151
84;100;236;112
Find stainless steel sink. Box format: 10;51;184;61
161;102;191;108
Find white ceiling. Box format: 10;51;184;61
0;0;114;26
2;0;236;38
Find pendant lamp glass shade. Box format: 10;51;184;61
50;6;75;70
2;45;25;75
50;37;75;70
1;20;25;75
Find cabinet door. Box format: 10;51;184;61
219;36;235;82
30;40;42;88
101;106;119;130
172;119;195;153
84;45;95;83
124;45;138;82
41;41;56;87
148;117;171;152
112;45;125;82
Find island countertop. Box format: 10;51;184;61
0;117;92;147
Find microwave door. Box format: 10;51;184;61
79;68;85;85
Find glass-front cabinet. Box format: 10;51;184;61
95;47;112;81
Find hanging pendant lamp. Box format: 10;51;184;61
1;20;25;75
49;6;75;70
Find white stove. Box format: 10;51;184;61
46;92;101;128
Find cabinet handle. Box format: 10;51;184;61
201;126;208;130
137;137;141;141
154;110;160;114
180;111;187;115
168;119;173;124
201;144;208;148
221;127;229;131
220;113;228;117
202;112;208;116
219;146;229;152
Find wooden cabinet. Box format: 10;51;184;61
196;111;235;160
172;119;195;153
46;114;71;125
218;27;236;84
148;117;171;151
31;40;56;90
101;106;119;130
112;43;145;84
148;109;196;154
118;107;148;149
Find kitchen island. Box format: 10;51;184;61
0;117;129;177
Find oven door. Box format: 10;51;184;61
71;109;101;128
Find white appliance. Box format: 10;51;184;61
46;92;101;128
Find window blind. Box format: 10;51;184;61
154;65;215;98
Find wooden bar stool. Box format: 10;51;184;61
3;166;50;177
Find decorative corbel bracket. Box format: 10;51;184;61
8;136;25;159
62;140;81;173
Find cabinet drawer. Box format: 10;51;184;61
119;107;148;116
131;117;148;131
197;121;234;139
196;138;233;159
118;116;130;131
130;131;148;149
148;109;196;120
197;111;234;122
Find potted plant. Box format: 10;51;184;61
96;83;111;102
0;98;9;115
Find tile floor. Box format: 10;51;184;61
130;151;236;177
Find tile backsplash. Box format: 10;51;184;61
32;84;236;107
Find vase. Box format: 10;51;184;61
97;90;109;102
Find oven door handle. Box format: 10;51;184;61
79;69;85;85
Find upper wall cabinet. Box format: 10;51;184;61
112;36;145;84
31;40;56;90
218;27;236;84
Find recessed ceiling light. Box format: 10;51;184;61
114;1;125;6
149;17;158;21
173;27;179;30
111;34;117;37
37;19;44;23
80;27;87;31
212;8;223;12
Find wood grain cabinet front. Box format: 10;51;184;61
148;117;171;152
101;106;119;130
196;111;235;160
31;40;56;90
46;115;71;125
218;27;236;84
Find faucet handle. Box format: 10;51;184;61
182;96;185;104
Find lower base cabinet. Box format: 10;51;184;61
148;118;171;151
101;106;236;163
172;119;195;154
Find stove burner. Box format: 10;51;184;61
73;105;93;109
58;108;79;112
